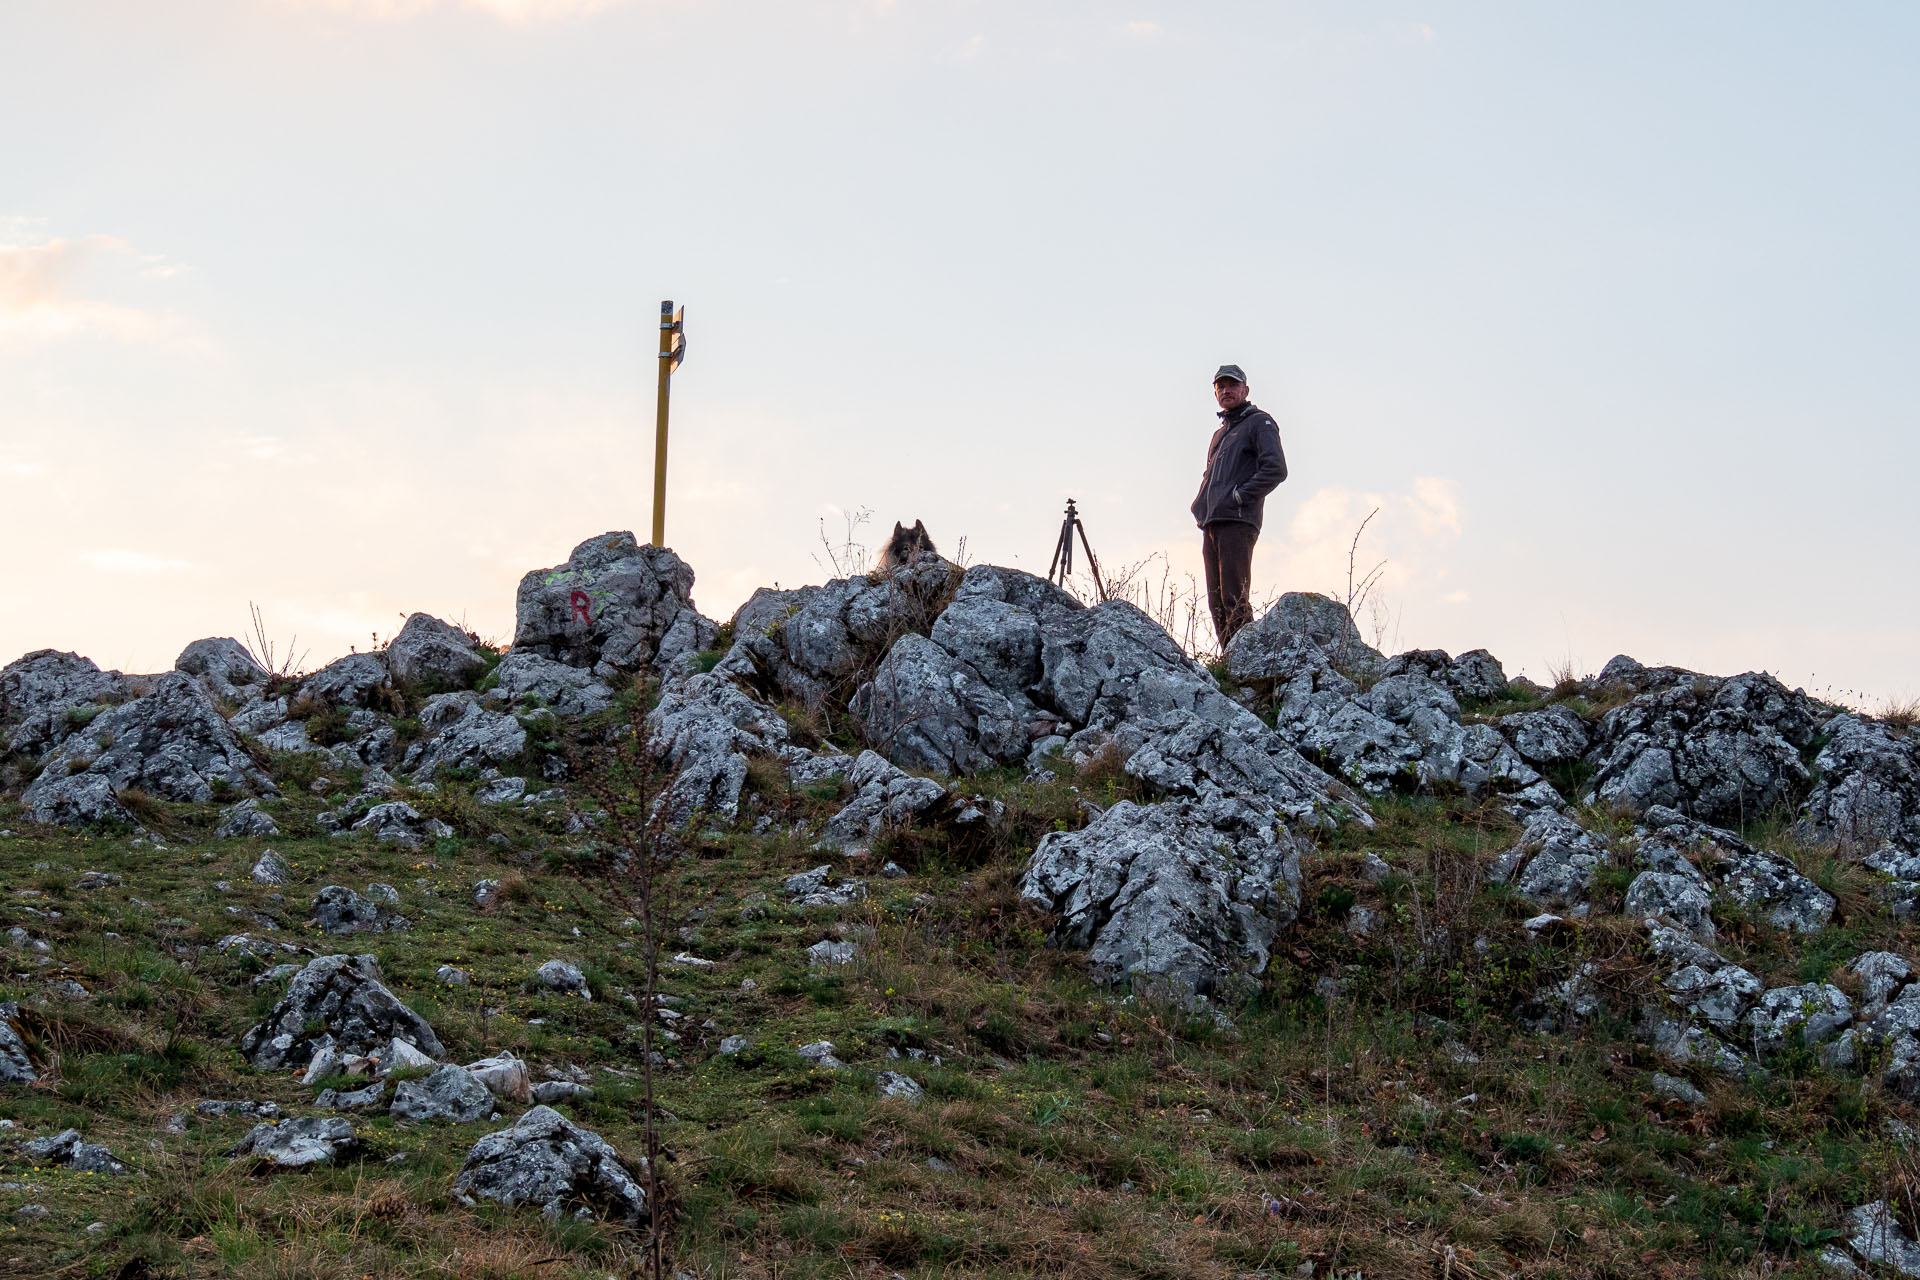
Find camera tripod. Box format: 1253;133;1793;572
1046;498;1108;602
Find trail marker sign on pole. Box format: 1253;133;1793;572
650;300;686;548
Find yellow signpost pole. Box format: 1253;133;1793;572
650;300;684;548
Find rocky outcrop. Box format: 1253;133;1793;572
175;637;269;704
401;693;526;780
239;953;443;1070
452;1105;647;1224
1490;810;1612;908
0;649;133;761
514;532;717;679
310;886;412;935
22;672;275;825
0;1005;38;1084
484;651;615;720
384;613;486;691
1583;670;1817;824
391;1065;494;1123
1224;592;1382;678
348;801;452;849
227;1116;360;1169
1804;714;1920;854
815;750;952;855
1021;797;1305;1004
645;671;792;822
298;652;394;711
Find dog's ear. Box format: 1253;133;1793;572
911;520;926;535
891;522;905;536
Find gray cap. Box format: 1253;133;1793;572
1213;364;1248;385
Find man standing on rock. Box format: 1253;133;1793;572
1191;364;1288;647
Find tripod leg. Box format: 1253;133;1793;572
1048;522;1068;583
1075;519;1107;602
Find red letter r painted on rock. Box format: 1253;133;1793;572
570;590;591;624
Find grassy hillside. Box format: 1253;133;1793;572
0;690;1913;1280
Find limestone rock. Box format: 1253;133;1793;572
175;637;269;704
1020;797;1304;1004
391;1065;494;1123
452;1105;647;1225
783;866;867;908
513;532;717;679
817;750;952;855
250;849;292;885
385;614;487;691
1848;1201;1920;1278
298;652;394;711
467;1054;535;1103
0;649;132;761
535;960;591;999
350;801;453;850
1851;952;1914;1010
1499;704;1591;769
1743;983;1852;1055
1584;673;1815;824
22;672;275;825
0;1009;37;1084
850;632;1029;775
217;798;280;839
1225;594;1380;677
227;1116;359;1169
239;953;443;1069
1638;807;1834;934
806;939;857;967
484;650;616;719
1489;810;1611;907
797;1041;841;1068
1624;870;1716;942
402;693;526;780
1804;714;1920;854
645;671;791;822
875;1071;924;1103
23;1129;128;1175
310;885;412;935
1664;963;1764;1033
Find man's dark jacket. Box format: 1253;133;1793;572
1191;401;1288;530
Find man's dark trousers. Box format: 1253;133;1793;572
1202;521;1259;647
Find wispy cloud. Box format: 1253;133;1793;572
78;549;202;574
0;234;180;344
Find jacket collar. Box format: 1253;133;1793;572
1216;400;1258;424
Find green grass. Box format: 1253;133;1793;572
0;750;1913;1279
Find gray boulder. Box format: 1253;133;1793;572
226;1116;359;1169
391;1065;494;1123
175;637;269;704
311;885;412;935
1848;1202;1920;1278
1489;810;1611;906
22;672;275;826
239;953;443;1069
1852;952;1914;1010
0;649;132;761
452;1105;647;1225
1499;704;1591;768
644;670;791;822
850;633;1029;775
1804;714;1920;854
1584;672;1815;824
1638;808;1834;933
385;613;487;691
349;801;453;850
484;650;616;719
1664;962;1764;1033
1625;870;1717;942
535;960;591;999
816;750;951;855
0;1008;37;1084
1743;983;1852;1055
1225;593;1380;677
251;849;292;885
22;1129;128;1175
298;652;394;710
717;558;957;709
1020;797;1304;1004
401;693;526;780
217;798;280;839
806;939;857;967
783;866;867;908
513;532;717;679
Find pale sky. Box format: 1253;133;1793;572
3;1;1915;703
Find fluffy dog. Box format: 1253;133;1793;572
875;520;937;572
